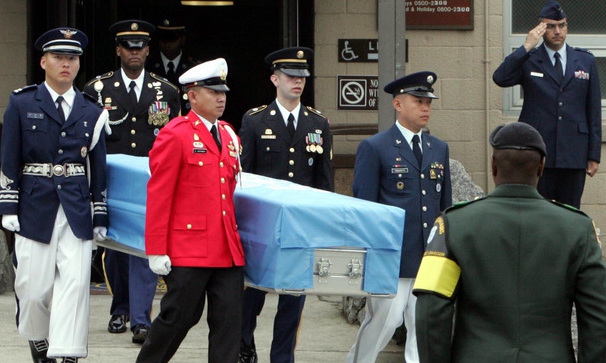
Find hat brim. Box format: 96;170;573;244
204;84;230;92
407;90;439;99
279;68;311;77
117;38;150;49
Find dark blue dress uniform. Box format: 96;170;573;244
82;19;180;343
1;27;108;362
492;1;602;208
347;72;452;363
147;18;200;114
353;124;452;278
239;47;334;363
0;85;108;242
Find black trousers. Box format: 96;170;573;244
537;167;586;209
136;266;243;363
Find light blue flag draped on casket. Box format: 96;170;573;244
103;154;405;295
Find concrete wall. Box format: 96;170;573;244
0;0;28;117
315;0;606;235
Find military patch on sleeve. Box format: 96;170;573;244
246;105;267;116
593;220;601;245
413;214;460;298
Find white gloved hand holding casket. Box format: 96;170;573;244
149;255;172;275
93;226;107;241
2;214;20;232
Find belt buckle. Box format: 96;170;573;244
52;164;65;177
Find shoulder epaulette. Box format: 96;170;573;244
84;71;114;88
444;196;486;212
12;84;36;94
547;199;589;216
574;47;593;55
82;92;103;107
246;105;268;116
150;73;179;91
306;106;327;119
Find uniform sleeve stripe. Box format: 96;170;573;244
413;255;461;298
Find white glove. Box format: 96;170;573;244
149;255;172;275
2;214;20;232
93;226;107;241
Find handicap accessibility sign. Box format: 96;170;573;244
338;39;378;63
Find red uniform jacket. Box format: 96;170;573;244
145;111;245;267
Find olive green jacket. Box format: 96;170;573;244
414;184;606;363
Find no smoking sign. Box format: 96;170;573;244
337;76;379;110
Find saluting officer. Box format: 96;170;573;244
346;72;452;363
147;17;200;114
238;47;334;363
1;28;109;363
492;1;602;209
83;19;180;345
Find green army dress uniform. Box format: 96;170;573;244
413;185;606;362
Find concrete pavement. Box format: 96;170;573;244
0;287;403;362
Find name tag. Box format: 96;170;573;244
261;135;277;139
27;112;44;119
391;167;408;174
530;72;543;77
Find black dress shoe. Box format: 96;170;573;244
132;324;150;344
29;339;57;363
108;314;129;333
239;339;258;363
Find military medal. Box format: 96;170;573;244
148;101;170;126
316;145;323;154
397;182;404;190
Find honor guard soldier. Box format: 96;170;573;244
137;58;245;363
147;17;200;113
414;122;606;362
1;27;109;363
238;47;334;363
83;19;180;345
346;72;452;363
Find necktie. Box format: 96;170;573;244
167;62;175;80
56;96;66;123
554;52;563;83
412;134;423;165
128;81;138;108
287;113;295;139
211;124;221;150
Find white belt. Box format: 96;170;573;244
22;163;86;178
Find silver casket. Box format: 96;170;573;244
100;154;405;297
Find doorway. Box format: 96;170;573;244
30;0;314;131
